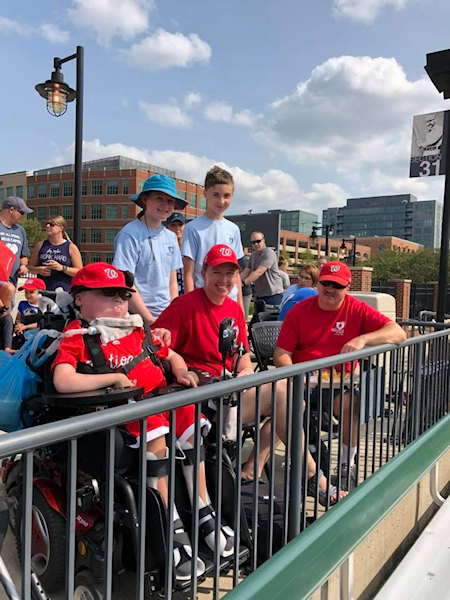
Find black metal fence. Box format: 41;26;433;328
0;329;449;599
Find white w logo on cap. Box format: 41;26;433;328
104;268;119;279
330;265;341;272
219;247;232;257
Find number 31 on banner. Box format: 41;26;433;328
418;159;441;177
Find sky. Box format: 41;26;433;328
1;0;450;218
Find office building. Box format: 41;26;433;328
268;209;318;234
323;194;442;249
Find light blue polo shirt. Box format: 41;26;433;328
113;219;181;317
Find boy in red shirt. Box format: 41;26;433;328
52;263;234;581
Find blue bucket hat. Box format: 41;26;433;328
130;174;187;210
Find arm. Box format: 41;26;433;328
243;265;268;285
340;321;407;354
43;242;83;277
235;353;254;377
183;256;195;293
273;346;294;368
28;241;51;277
166;348;198;387
53;362;135;393
169;270;178;301
240;266;251;282
128;286;156;326
17;257;28;277
236;272;244;311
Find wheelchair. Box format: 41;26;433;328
1;310;250;598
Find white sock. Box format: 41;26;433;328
341;444;357;468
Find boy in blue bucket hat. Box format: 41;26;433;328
113;174;187;324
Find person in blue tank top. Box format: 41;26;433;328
29;216;83;291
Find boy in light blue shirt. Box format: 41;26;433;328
181;166;244;306
113;175;187;324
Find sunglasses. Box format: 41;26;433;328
319;281;347;290
251;238;264;244
15;208;25;215
100;289;133;300
46;222;57;227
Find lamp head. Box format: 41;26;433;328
425;49;450;99
35;67;76;117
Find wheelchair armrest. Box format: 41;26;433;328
41;386;144;407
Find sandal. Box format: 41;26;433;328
307;470;347;507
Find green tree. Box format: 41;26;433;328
295;250;315;266
367;248;444;283
22;218;45;252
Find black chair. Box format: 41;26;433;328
250;321;282;371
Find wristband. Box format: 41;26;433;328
62;265;68;272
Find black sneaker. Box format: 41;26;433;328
173;518;205;581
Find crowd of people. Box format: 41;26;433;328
0;166;407;580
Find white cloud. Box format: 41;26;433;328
138;101;192;128
39;23;70;44
68;0;153;45
0;16;69;43
184;92;202;108
120;29;211;70
333;0;413;23
204;101;260;128
258;55;444;182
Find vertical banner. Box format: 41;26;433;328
410;110;449;177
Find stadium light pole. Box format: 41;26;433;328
425;48;450;321
35;46;84;248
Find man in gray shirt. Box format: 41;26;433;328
240;231;284;310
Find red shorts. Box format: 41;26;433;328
126;404;210;448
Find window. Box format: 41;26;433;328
80;251;87;264
105;204;118;219
0;189;3;203
90;252;101;263
37;207;46;222
16;185;23;197
121;204;128;220
50;205;59;217
122;180;129;194
90;204;101;219
91;180;102;195
81;181;87;196
27;185;35;199
199;196;206;211
80;228;86;243
90;228;101;243
63;181;73;197
7;187;13;197
105;228;118;244
38;184;46;198
178;191;186;200
50;183;59;198
62;205;72;220
105;252;115;264
66;228;72;238
106;179;118;195
81;205;87;219
189;193;196;208
138;180;145;193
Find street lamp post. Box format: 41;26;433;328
35;46;84;248
340;237;357;266
311;223;334;257
424;48;450;321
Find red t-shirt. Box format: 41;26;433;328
276;294;390;368
154;288;249;377
52;320;168;394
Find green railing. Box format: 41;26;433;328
225;413;450;600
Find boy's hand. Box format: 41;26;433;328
175;369;198;388
152;327;171;345
14;323;25;333
113;373;136;389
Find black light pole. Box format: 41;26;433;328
311;223;334;257
424;49;450;321
341;238;357;266
36;46;84;248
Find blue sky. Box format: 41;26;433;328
1;0;450;216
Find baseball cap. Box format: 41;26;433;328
318;261;351;286
166;212;186;225
71;263;135;292
203;244;240;269
2;196;33;214
130;174;187;210
18;278;46;291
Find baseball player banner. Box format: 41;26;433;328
410;110;449;177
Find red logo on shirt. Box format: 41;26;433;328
331;321;345;335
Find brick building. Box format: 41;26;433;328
24;156;206;263
357;236;423;256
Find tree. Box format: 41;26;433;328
22;218;45;252
295;250;315;266
367;248;445;283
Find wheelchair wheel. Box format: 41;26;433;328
17;487;66;592
7;485;21;533
73;569;105;600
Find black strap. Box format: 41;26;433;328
146;456;169;478
181;445;206;465
80;319;114;375
121;325;164;375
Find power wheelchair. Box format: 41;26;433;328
1;307;251;598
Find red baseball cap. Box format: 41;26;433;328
19;278;46;291
318;261;351;286
71;263;135;292
203;244;240;269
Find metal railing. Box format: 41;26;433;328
0;327;448;599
